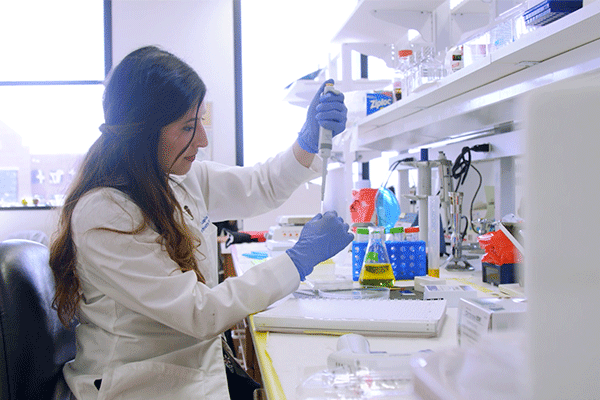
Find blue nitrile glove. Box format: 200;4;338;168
297;79;348;154
286;211;354;281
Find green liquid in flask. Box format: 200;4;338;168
359;263;395;287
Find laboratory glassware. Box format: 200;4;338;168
392;49;413;101
413;46;445;91
359;226;394;287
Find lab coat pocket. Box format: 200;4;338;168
97;361;206;400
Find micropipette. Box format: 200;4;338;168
319;82;340;213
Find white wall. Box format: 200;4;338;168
242;182;321;232
0;208;60;242
112;0;236;167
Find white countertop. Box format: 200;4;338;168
232;242;514;400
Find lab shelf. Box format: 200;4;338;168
352;0;600;153
450;0;494;14
281;0;600;226
331;0;446;45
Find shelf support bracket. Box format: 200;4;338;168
370;10;434;44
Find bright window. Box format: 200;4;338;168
0;1;107;207
241;0;356;167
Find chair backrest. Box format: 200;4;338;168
0;239;76;400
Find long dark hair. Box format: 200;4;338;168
50;46;207;327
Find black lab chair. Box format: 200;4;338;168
0;239;75;400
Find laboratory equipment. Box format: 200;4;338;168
265;215;312;254
401;149;434;246
276;215;312;226
389;227;403;241
437;151;453;233
374;159;401;231
442;192;477;271
392;49;413;101
427;195;440;278
355;227;369;242
327;334;413;373
359;226;394;287
405;227;420;241
414;276;446;292
444;45;464;74
318;82;340;213
318;287;390;300
349;188;378;226
524;0;582;27
298;335;425;399
352;239;426;282
400;150;448;272
296;368;414;399
253;297;447;336
422;284;477;307
412;46;445;92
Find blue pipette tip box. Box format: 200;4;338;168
524;0;582;27
352;241;427;281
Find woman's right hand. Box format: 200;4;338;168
285;211;354;281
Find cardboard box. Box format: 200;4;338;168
422;285;477;307
366;91;393;115
457;297;527;347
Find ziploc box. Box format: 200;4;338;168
366;91;393;115
457;297;527;347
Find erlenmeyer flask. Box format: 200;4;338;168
359;226;395;287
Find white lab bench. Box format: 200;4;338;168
231;242;510;400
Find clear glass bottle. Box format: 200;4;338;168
355;227;369;243
414;46;445;91
445;45;464;75
392;49;413;102
405;226;420;241
359;226;395;287
389;226;404;241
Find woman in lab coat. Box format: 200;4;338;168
49;46;352;399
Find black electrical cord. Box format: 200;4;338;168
387;150;485;236
468;164;483;233
451;146;485;235
384;157;415;187
452;146;471;191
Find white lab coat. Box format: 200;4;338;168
64;146;320;399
